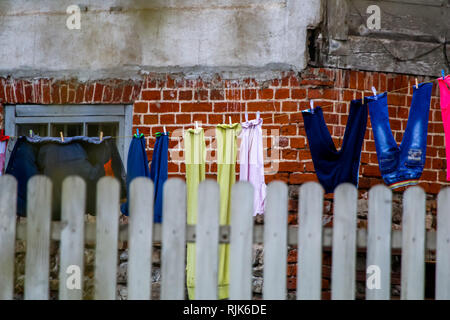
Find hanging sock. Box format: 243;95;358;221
438;74;450;181
185;127;206;300
302;100;368;193
239;117;266;215
150;132;169;223
216;122;241;299
366;83;432;189
120;134;151;216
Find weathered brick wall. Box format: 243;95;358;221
134;67;446;195
0;66;446;299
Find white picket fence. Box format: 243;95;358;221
0;174;450;300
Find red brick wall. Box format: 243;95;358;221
135;67;446;194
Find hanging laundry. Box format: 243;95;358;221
302;100;368;193
239;116;266;215
6;136;126;219
438;74;450;181
120;134;151;216
216;122;241;299
150;132;169;223
366;82;432;189
185;127;206;300
0;129;9;176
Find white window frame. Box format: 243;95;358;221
4;104;133;168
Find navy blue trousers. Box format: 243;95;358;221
121;136;150;216
366;83;432;188
302;100;368;193
150;133;168;223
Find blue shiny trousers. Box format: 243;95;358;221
366;82;432;188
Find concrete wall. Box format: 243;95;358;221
0;0;322;80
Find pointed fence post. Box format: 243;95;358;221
0;175;17;300
263;181;288;300
297;182;323;300
331;183;357;300
25;175;52;300
59;176;86;300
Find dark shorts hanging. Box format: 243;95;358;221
302;100;368;193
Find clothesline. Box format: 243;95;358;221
5;77;440;140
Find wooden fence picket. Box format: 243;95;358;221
59;176;86;300
195;180;220;300
366;185;392;300
2;176;450;301
24;175;52;300
263;181;288;300
0;175;17;300
297;182;323;300
128;178;154;300
161;178;187;300
436;187;450;299
94;177;120;300
401;186;426;300
331;183;357;300
229;182;254;300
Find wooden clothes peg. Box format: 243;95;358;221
415;78;419;89
60;131;64;142
163;126;167;134
229;116;232;125
99;131;103;142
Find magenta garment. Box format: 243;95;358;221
239;117;266;215
438;75;450;180
0;141;7;176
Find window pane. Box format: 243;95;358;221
51;123;83;137
87;122;118;144
17;124;48;137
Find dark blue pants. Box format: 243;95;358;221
302;100;368;193
150;133;169;223
366;82;432;188
120;136;150;216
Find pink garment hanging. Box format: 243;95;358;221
0;130;9;176
239;116;266;215
438;75;450;180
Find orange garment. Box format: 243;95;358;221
104;159;114;177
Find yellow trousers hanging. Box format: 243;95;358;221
185;128;206;299
185;124;241;300
216;123;242;299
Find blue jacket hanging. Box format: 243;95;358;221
150;132;169;223
120;135;151;216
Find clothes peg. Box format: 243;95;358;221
245;111;248;122
195;121;199;129
99;131;103;142
163;125;167;134
310;100;314;113
371;86;378;100
442;69;446;80
229;116;232;125
256;111;260;119
60;131;64;142
29;130;33;138
415;78;419;89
